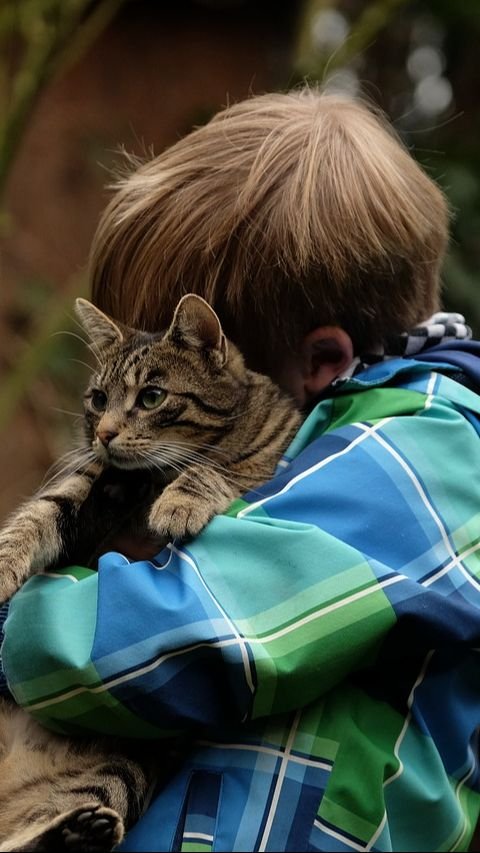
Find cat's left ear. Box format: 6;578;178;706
75;298;124;350
167;294;228;366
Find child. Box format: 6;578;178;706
3;88;480;852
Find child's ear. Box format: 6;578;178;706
167;294;228;365
301;327;353;400
75;298;124;350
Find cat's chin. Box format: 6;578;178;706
109;455;153;471
110;458;146;470
93;447;154;471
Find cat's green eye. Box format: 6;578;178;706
90;389;107;412
138;388;166;410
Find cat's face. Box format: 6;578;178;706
76;295;246;472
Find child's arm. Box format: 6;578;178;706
2;515;394;737
2;403;478;737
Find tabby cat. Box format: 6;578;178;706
0;294;301;852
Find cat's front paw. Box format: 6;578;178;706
149;492;214;542
0;557;29;605
4;804;124;853
57;804;123;852
0;529;35;604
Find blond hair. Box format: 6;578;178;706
90;88;449;372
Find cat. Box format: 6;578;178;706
0;293;301;852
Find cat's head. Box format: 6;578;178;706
75;294;247;470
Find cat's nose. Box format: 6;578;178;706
97;429;118;447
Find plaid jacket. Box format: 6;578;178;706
2;350;480;852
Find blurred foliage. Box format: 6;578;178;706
0;0;126;442
0;0;125;194
293;0;480;336
295;0;411;81
0;274;88;435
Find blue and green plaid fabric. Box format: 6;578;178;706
3;352;480;851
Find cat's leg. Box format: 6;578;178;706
0;700;151;852
2;803;124;853
0;460;103;603
149;464;237;540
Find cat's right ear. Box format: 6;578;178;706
75;299;124;350
166;294;228;366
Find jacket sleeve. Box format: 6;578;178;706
2;406;479;737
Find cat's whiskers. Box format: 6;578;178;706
87;340;104;367
172;453;233;479
150;445;265;495
69;357;96;373
51;407;84;419
68;312;105;367
152;441;222;465
159;439;230;459
175;447;278;497
53;449;97;478
148;446;208;471
41;448;97;490
51;331;103;367
138;449;184;477
157;444;238;479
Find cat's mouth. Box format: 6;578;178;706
94;442;172;472
94;442;142;470
107;453;145;470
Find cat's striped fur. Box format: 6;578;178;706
0;294;301;851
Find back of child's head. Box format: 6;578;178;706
90;87;449;374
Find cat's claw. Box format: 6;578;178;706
14;805;125;853
149;495;214;541
0;559;30;605
58;806;123;852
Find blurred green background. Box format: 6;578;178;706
0;0;479;518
